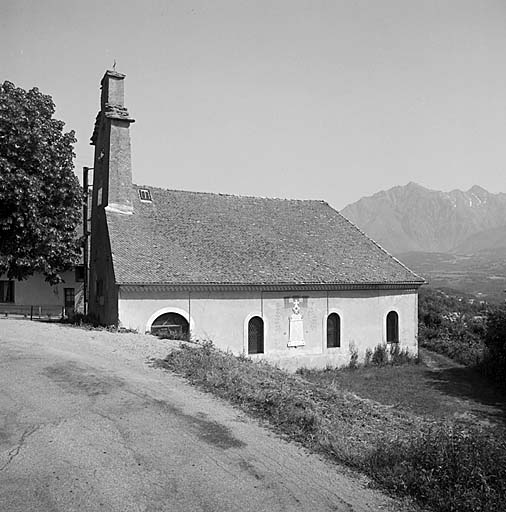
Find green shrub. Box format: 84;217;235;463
389;343;418;365
371;344;388;366
363;343;417;367
348;342;359;369
483;307;506;384
417;287;488;367
364;348;372;367
367;424;506;512
420;325;485;366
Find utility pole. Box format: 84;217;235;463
82;167;91;316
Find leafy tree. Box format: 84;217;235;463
0;81;82;284
418;287;487;366
484;306;506;382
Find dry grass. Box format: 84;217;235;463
301;353;506;426
153;342;506;512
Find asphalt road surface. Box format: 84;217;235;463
0;319;410;512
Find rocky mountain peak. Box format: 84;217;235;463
341;183;506;254
468;184;488;196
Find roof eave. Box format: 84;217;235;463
118;281;425;293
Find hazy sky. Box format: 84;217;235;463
2;0;505;210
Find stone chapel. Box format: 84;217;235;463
89;70;424;370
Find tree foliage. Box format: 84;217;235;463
0;81;82;284
418;287;487;366
484;306;506;382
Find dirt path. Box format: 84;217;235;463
0;319;414;512
419;348;505;428
419;348;464;371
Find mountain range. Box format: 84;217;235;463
341;182;506;254
340;183;506;301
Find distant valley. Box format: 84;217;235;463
397;250;506;302
341;183;506;301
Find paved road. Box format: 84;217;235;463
0;319;408;512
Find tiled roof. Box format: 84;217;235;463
106;185;424;286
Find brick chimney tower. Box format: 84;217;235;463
89;70;135;325
90;70;135;214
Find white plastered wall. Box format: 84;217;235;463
118;287;418;371
1;271;84;309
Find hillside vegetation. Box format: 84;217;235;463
154;342;506;512
418;286;486;366
418;287;506;386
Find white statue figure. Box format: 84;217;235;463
288;298;305;347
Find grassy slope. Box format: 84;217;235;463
154;343;506;512
300;358;506;426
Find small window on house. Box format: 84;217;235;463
327;313;341;348
387;311;399;343
97;187;103;206
0;281;14;303
248;316;264;354
75;265;85;282
138;188;152;202
64;288;75;316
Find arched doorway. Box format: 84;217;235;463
151;312;189;340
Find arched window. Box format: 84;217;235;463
248;316;264;354
386;311;399;343
327;313;341;348
151;312;189;340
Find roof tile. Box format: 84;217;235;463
106;186;424;286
